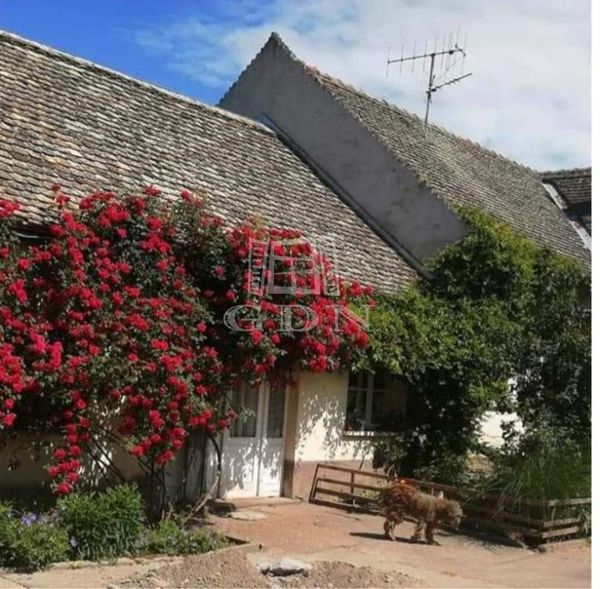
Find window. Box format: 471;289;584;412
345;371;405;433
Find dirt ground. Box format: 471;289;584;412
117;549;414;588
214;501;590;589
0;501;591;588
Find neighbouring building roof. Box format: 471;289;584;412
541;168;591;235
0;30;417;292
253;35;589;268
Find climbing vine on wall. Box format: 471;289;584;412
361;208;590;482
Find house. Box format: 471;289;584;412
219;33;591;454
0;30;412;501
0;30;590;501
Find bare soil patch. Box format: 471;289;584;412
119;549;269;588
267;560;414;588
118;549;414;588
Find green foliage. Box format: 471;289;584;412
58;484;144;560
365;208;590;480
488;444;591;501
0;489;231;572
0;501;16;558
143;514;228;556
0;503;69;571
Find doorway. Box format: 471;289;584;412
218;383;286;498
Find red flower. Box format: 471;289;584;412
17;258;31;271
8;279;27;303
131;445;145;457
53;448;67;461
144;185;162;196
56;482;72;495
55;194;71;207
66;471;80;483
150;338;169;351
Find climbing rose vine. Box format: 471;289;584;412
0;187;372;493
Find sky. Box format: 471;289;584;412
0;0;591;170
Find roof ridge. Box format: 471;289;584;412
541;167;592;177
0;29;276;137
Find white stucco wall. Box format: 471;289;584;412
294;371;372;463
479;411;522;448
294;371;407;463
0;433;143;490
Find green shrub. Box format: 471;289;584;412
0;503;69;571
373;434;471;487
58;484;144;560
0;501;18;563
489;444;591;502
8;519;70;571
144;514;228;556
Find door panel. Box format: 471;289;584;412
220;384;261;498
218;385;286;498
258;388;286;496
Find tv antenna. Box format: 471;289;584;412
386;32;472;132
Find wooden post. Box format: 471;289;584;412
309;464;320;503
496;495;505;525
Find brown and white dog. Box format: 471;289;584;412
379;480;463;545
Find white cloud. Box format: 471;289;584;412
133;0;590;169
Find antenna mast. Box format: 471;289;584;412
387;34;472;131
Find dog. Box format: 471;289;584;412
379;480;463;545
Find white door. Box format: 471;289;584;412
218;384;286;498
258;386;286;496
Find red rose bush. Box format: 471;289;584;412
0;186;372;493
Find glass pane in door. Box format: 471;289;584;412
266;390;285;438
231;383;259;438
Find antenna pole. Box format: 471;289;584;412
424;53;436;132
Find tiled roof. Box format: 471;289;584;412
0;31;417;292
541;168;591;235
541;168;591;207
266;34;589;268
